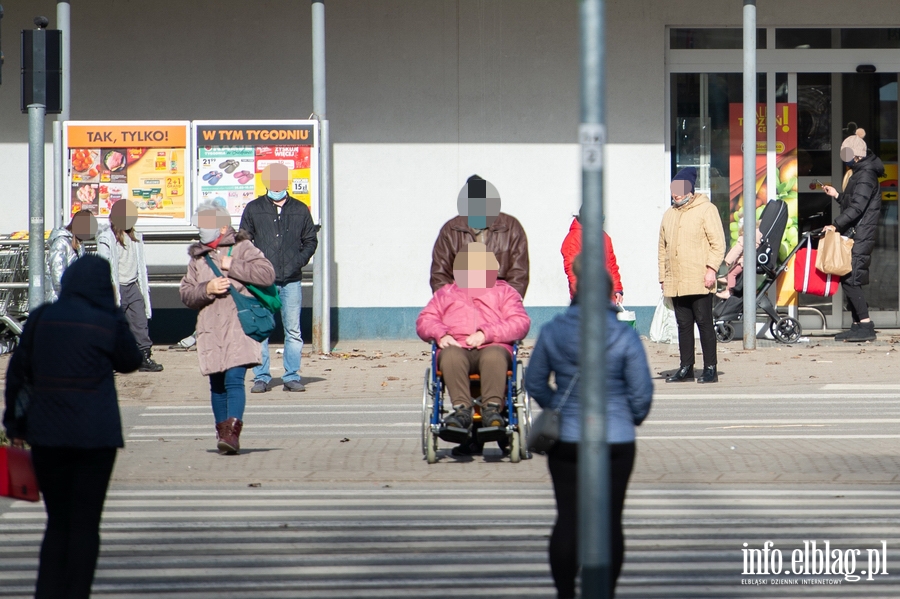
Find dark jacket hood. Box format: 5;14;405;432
852;151;886;178
58;254;116;311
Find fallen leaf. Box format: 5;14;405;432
340;437;350;443
387;376;399;381
248;482;261;487
381;381;388;387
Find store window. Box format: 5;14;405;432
670;73;767;245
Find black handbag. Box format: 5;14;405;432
527;373;579;455
204;254;275;342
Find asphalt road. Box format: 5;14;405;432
3;339;900;597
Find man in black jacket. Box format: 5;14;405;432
239;164;319;392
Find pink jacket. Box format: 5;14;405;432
416;280;531;356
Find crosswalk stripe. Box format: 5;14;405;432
3;488;900;598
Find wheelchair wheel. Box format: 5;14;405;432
771;317;802;344
515;362;532;461
715;322;735;343
421;368;431;456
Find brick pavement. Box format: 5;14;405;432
1;332;899;486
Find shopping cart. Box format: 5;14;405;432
0;240;34;350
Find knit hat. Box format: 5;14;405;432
840;128;867;160
671;167;698;196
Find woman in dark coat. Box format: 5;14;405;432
3;255;143;599
822;128;884;342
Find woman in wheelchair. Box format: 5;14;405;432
416;242;530;445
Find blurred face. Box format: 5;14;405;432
453;243;500;297
457;179;501;229
70;210;98;241
110;200;138;230
262;163;289;192
670;180;692;206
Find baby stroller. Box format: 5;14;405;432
713;199;804;344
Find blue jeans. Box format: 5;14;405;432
209;367;247;422
253;280;303;384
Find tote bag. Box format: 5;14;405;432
815;230;854;276
204;255;275;342
0;446;40;502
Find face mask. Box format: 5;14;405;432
672;193;692;207
267;189;287;201
844;160;856;167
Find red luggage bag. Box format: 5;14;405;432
794;237;840;297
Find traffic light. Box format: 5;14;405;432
21;17;62;113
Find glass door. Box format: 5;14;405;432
794;72;899;327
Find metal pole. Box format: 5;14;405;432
52;120;63;229
28;104;47;311
54;1;71;230
578;0;610;597
742;0;757;349
311;0;332;354
56;1;70;121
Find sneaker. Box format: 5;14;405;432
439;405;473;444
250;380;269;393
480;404;505;429
283;380;306;392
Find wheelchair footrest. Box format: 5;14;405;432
476;425;508;443
438;425;471;444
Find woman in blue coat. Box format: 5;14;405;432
525;258;653;599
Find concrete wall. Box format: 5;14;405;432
0;1;897;340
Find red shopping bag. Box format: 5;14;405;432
0;446;40;502
794;238;839;297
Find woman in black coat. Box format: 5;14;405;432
3;255;142;599
822;128;884;342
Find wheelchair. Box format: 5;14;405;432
421;342;532;464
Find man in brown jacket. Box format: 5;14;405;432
430;175;530;299
658;167;726;384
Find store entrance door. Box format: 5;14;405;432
793;72;899;328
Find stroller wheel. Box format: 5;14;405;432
715;322;735;343
771;317;802;344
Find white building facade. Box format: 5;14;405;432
0;1;897;340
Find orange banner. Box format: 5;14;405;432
67;125;187;148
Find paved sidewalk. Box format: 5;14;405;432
98;332;900;406
1;332;898;486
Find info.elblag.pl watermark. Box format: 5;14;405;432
741;541;888;585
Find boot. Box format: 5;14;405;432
697;365;718;384
215;421;229;453
230;418;243;453
139;349;164;372
845;321;876;342
834;323;859;341
217;418;242;455
665;365;694;383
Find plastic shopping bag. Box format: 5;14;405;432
649;294;678;343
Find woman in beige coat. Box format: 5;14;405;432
180;209;276;454
658;167;726;384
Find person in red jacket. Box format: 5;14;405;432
561;210;623;303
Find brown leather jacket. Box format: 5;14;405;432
430;212;529;298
